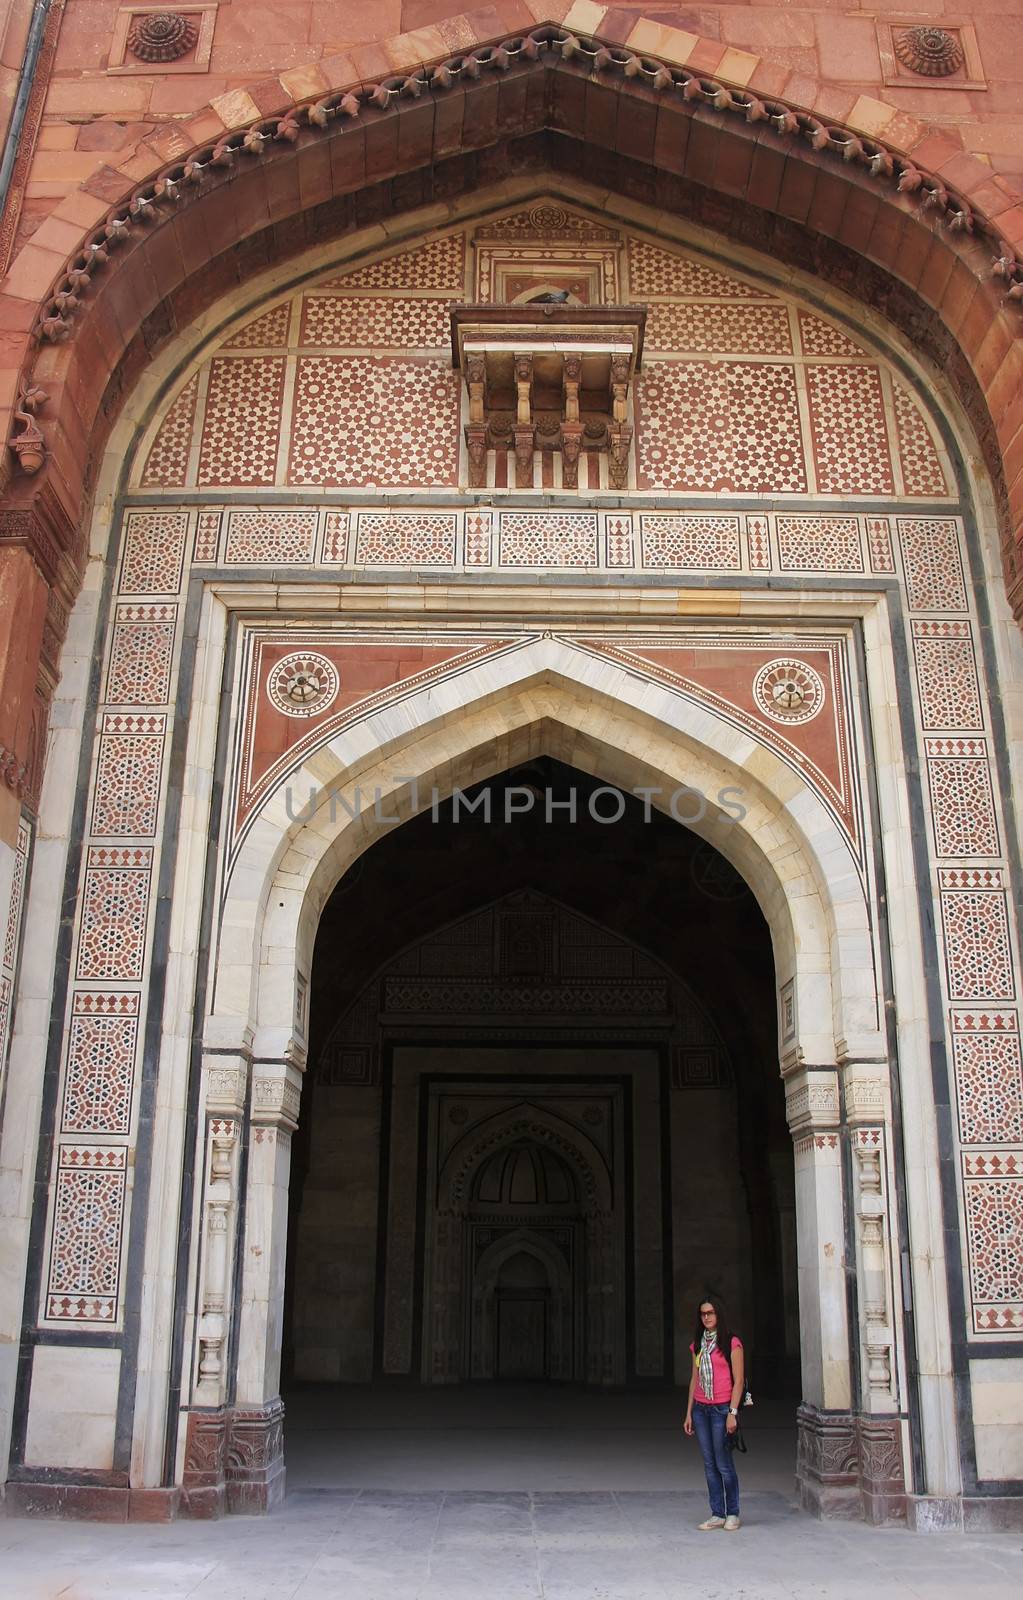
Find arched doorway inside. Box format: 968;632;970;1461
280;757;796;1486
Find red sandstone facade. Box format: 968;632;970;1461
0;1;1021;1528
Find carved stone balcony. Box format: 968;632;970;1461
450;305;646;490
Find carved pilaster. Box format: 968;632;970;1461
194;1118;239;1407
796;1403;860;1520
181;1408;228;1519
224;1399;286;1514
857;1416;906;1524
852;1127;897;1409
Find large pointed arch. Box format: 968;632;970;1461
210;636;880;1076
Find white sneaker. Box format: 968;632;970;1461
698;1516;725;1530
723;1514;741;1531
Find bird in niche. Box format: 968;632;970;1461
529;289;570;304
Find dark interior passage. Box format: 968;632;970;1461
283;759;799;1405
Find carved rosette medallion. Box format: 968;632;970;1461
893;26;964;78
266;652;339;719
128;11;199;62
753;659;826;725
527;204;570;233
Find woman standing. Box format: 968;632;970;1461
683;1295;744;1531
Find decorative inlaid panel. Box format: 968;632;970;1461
62;993;139;1135
925;739;999;858
224;510;318;564
4;818;29;971
287;357;459;488
45;1146;127;1322
321;511;350;563
321;234;465;292
300;296;450;349
626;237;766;298
119;511;188;596
194;511;221;563
232;634;514;838
898;518;966;611
605;514;634;568
893;384;948;497
797;313;866;358
639;515;741;569
963;1173;1023;1306
644;302;791;355
866;516;895;573
105;605;177;706
498;512;599;567
140;374;197;489
197;356;286;487
745;515;771;570
91;713;167;837
912;622;983;731
635;362;806;493
222;303;291;349
939;870;1015;1002
805;365;894;495
464;510;493;567
76;847;153;982
0;818;30;1088
355;512;458;565
776;516;864;572
952;1014;1023;1144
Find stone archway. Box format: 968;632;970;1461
181;639;896;1515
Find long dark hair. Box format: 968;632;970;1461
692;1293;735;1357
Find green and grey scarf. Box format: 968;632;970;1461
699;1330;717;1400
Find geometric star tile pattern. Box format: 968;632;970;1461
776;516;864;572
626;237;767;298
46;1147;127;1320
939;876;1015;1002
899;518;967;611
198;357;286;487
75;848;153;983
91;716;166;837
953;1022;1023;1144
119;511;188;595
318;234;466;292
301;296;450;349
925;742;1000;857
287;357;460;488
797;312;867;358
636;361;806;492
806;365;894;494
964;1176;1023;1304
639;515;741;568
140;375;197;489
105;607;177;706
893;383;948;497
644;302;791;355
222;303;291;349
224;510;318;564
62;995;139;1135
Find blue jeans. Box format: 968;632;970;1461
692;1402;740;1518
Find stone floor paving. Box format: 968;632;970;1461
1;1488;1022;1600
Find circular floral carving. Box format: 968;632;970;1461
528;203;569;233
127;12;199;64
752;658;826;726
266;652;339;719
893;25;964;78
